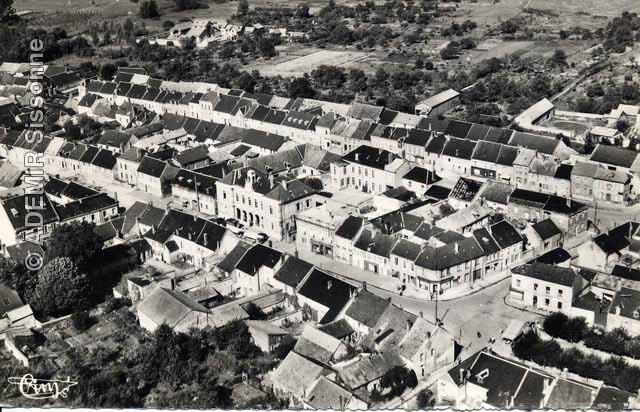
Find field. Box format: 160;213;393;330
455;0;640;29
244;47;379;77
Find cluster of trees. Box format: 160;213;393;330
139;0;160;19
370;366;418;402
573;80;640;115
32;322;287;408
544;313;640;359
0;222;105;318
603;12;640;52
441;20;477;37
513;331;640;393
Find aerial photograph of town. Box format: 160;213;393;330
2;0;640;409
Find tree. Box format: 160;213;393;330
552;49;567;66
302;177;323;190
139;0;160;18
0;0;16;23
71;311;95;332
379;366;418;399
416;389;435;408
99;63;117;80
287;77;316;99
46;221;103;270
272;336;296;359
33;257;92;317
175;0;200;10
245;302;267;320
258;37;276;58
0;256;36;303
237;0;249;16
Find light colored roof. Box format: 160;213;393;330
503;319;526;341
305;376;354;410
300;324;343;354
397;317;439;360
515;98;554;125
5;304;33;323
209;300;249;327
245;320;289;336
137;286;213;332
271;351;327;399
594;167;630;184
590;126;619;137
417;89;460;110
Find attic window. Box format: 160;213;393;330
10;208;18;217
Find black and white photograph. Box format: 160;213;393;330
1;0;640;409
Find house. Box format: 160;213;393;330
136;286;214;333
589;126;622;145
215;167;320;241
136;156;180;197
415;89;460;117
0;284;22;317
608;287;640;335
97;130;138;154
514;98;555;126
573;222;639;272
171;168;217;215
0;193;58;247
337;352;404;392
271;351;329;405
338;288;389;342
333;215;365;265
245;320;290;353
509;263;586;314
294;324;349;366
525;218;563;254
336;145;411;194
303;376;368;410
353;229;398;277
174;145;211;170
296;269;357;324
402;166;441;197
397;317;456;379
230;243;284;296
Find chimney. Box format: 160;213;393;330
327;280;332;290
203;233;208;246
591;390;597;406
362;281;367;291
188;232;193;240
419;311;424;318
454;242;459;254
281;180;288;190
268;174;275;189
561;367;569;379
355;153;360;162
459;368;465;383
388;152;394;164
616;305;622;315
542;378;551;395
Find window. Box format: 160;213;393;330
546;286;551;294
558;289;563;297
533;283;538;291
544;298;550;306
515;279;521;288
557;302;563;310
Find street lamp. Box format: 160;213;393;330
430;289;440;325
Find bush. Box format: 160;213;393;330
71;311;94;332
416;389;435;408
542;313;587;342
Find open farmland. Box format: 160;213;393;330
245;48;379;77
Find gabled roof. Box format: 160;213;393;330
415;237;485;271
343;145;397;170
509;132;559;155
335;215;365;240
235;244;283;275
217;240;252;273
345;289;391;328
490;220;523;249
354;229;397;258
137;156;168;178
271;351;327;400
402;166;440;185
472;140;502;163
532;218;562;240
590;144;639;169
512;263;576;287
297;270;357;324
273;255;314;289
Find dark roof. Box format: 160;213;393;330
590;144;638;168
529;248;571;265
512;263;576;287
92;149;117;169
512;370;550;408
611;265;640;282
472;141;502;163
137;156;168;178
554;164;573;180
354;230;397;258
466;123;491;141
424;185;451;200
509;188;549;208
297;270;357;324
445;120;473;139
415;237;485;271
484;127;513;144
495;145;519;166
594;222;639;255
402;167;440;185
473;228;501;256
425;134;447;154
173;169;217;197
442;137;476;159
217;241;252;273
317;319;355;340
343;145;396;170
609;287;640;320
532;218;562;240
335;216;364;240
79;145;99;163
241;129;286;152
404;129;431;147
175;145;210;166
491;220;523;249
509;132;559;155
2;194;58;231
450;177;483;202
593;386;633;409
235;244;283;275
273;256;314;289
390;239;422;260
543;195;587;215
345;290;390;328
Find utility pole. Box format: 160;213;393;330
194;173;200;213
